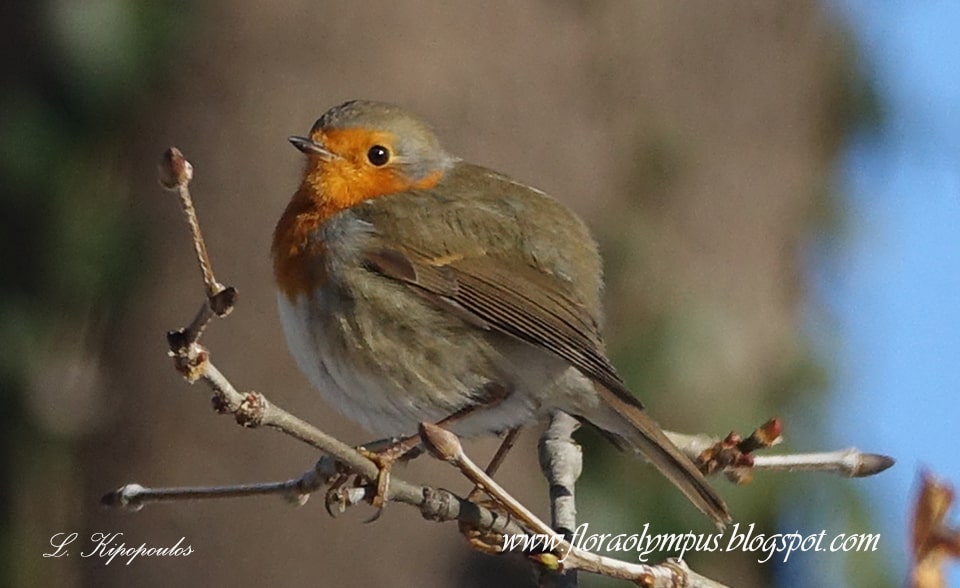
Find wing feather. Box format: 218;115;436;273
362;245;644;409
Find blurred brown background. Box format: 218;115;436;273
3;1;884;587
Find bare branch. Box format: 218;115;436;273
158;147;228;303
667;421;894;482
419;422;731;588
747;449;895;477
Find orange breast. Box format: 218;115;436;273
272;186;328;300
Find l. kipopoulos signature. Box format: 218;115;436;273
44;532;193;565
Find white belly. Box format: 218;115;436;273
276;290;590;439
277;291;424;436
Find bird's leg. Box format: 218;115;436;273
359;405;482;513
361;383;511;513
467;427;521;501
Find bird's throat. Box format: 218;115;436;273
272;185;329;300
272;151;445;300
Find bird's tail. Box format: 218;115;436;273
586;383;731;528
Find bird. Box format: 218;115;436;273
272;99;730;526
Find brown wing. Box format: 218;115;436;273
362;245;645;410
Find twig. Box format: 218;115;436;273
747;449;895;477
466;428;521;502
667;422;894;482
101;481;307;510
159;148;237;353
419;422;731;587
158;147;225;301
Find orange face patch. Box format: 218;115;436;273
309;128;403;208
273;127;445;300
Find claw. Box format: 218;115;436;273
372;464;390;510
318;434;427;519
356;438;422;519
364;506;385;524
357;447;397;517
324;475;351;517
324;479;370;516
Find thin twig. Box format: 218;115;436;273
420;422;731;588
667;426;894;480
102;481;305;509
159;147;223;300
748;449;896;477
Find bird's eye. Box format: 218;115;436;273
367;145;390;166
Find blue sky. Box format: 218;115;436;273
819;2;960;584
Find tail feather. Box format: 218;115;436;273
587;384;731;527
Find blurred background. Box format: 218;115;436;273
2;1;956;587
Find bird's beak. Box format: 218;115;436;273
288;136;337;160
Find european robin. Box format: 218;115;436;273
273;100;730;525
